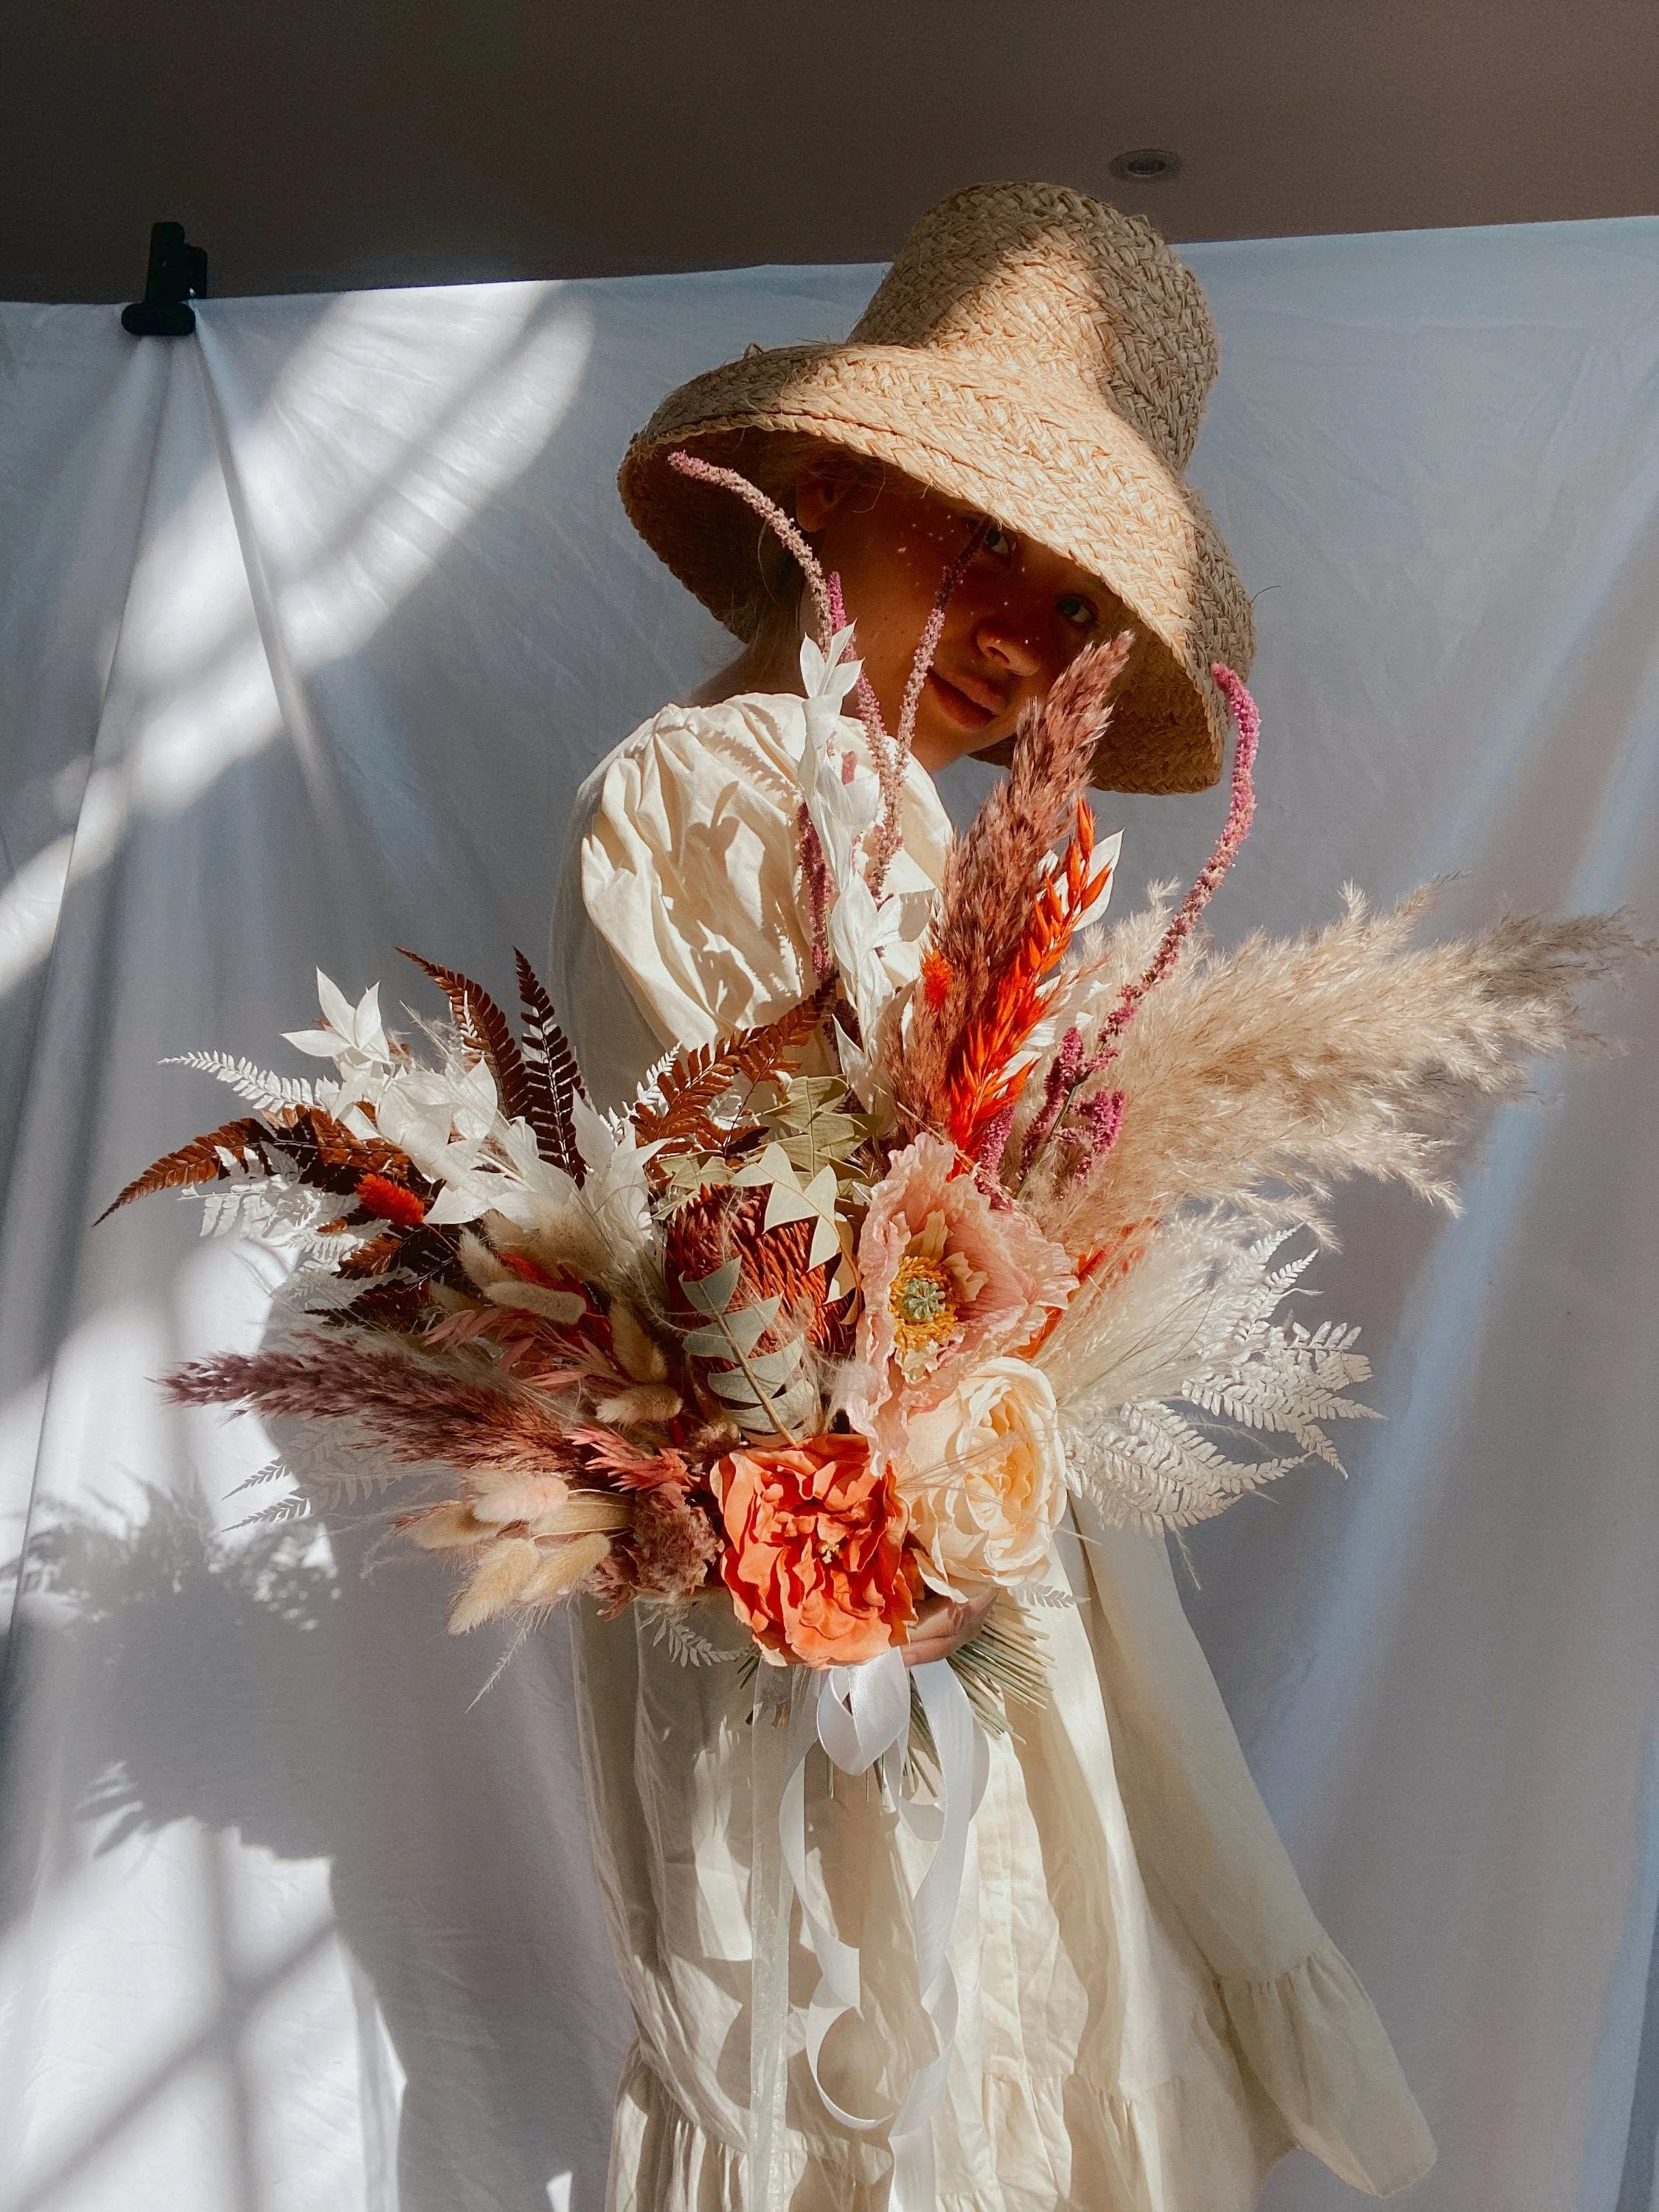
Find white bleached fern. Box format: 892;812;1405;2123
277;1263;397;1315
189;1175;375;1262
1049;1212;1377;1532
1183;1315;1374;1469
641;1602;740;1667
1010;1580;1078;1610
161;1051;319;1112
226;1455;293;1496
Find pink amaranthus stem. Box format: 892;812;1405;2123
796;801;834;978
1032;665;1259;1180
865;526;984;900
1019;1024;1083;1174
1093;663;1259;1057
665;451;981;900
667;450;836;647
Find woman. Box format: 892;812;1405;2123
549;183;1435;2211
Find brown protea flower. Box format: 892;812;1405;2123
663;1185;852;1361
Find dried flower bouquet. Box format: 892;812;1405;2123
106;465;1634;1698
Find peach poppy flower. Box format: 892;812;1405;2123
850;1133;1075;1452
714;1433;920;1667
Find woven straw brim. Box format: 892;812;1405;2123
619;340;1254;794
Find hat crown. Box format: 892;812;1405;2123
849;181;1217;474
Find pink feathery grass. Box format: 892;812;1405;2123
167;1339;581;1474
894;631;1135;1135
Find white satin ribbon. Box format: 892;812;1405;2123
750;1650;988;2212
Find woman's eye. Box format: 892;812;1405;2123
1057;594;1099;630
981;523;1015;557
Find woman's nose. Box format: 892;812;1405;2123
975;615;1043;679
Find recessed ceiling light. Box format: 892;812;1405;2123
1108;148;1183;184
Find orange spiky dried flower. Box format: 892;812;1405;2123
941;799;1115;1158
893;631;1133;1151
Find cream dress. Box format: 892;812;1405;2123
548;692;1436;2212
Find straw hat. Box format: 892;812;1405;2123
619;181;1253;794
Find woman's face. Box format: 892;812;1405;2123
795;456;1127;772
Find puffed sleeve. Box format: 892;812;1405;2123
579;697;819;1054
571;692;952;1071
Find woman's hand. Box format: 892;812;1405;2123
902;1585;999;1669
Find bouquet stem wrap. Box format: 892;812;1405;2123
750;1652;989;2211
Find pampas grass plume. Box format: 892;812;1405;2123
1031;889;1643;1250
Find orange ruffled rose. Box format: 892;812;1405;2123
714;1433;920;1668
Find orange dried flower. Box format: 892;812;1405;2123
355;1172;426;1230
944;799;1112;1154
922;950;954;1010
714;1433;920;1667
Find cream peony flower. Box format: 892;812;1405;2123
892;1355;1068;1596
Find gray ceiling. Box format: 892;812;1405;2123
4;0;1658;305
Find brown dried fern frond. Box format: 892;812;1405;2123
99;1116;279;1220
99;1103;424;1223
513;949;585;1180
631;986;831;1156
276;1107;424;1200
400;945;535;1115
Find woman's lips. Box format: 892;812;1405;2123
927;668;1002;731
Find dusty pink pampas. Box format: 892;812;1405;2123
168;1338;578;1472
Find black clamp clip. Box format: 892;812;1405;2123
122;221;209;337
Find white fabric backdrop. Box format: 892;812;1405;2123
1;219;1655;2212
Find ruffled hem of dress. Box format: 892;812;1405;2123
602;2042;1267;2212
601;1957;1433;2212
1219;1936;1436;2197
